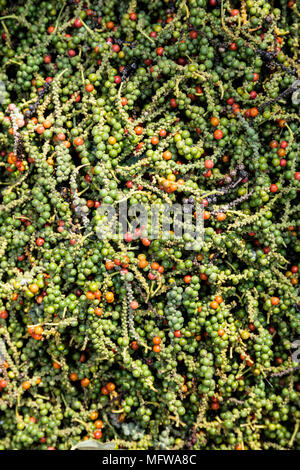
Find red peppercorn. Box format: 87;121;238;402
0;379;7;388
43;55;52;64
0;310;8;319
94;430;102;439
73;18;82;28
129;12;137;21
142;238;151;247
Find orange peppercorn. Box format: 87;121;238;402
138;259;148;268
210;116;220;126
271;297;280;305
213;129;223;140
81;378;90;387
151;262;159;270
85;84;94;92
210;301;219;309
34;325;43;335
250;107;259;117
86;291;95;300
217;212;226;221
151;136;159;145
74;137;84;146
153;336;161;345
94;307;103;316
95;420;103;429
105;261;114;270
163;150;172;160
22;381;31;390
134;126;143;135
106;382;116;392
43;119;52;129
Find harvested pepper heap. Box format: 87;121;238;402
0;0;300;450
